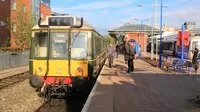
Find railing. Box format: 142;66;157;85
0;50;29;70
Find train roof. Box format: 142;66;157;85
149;31;177;39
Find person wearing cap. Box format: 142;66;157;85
124;39;135;73
115;44;120;58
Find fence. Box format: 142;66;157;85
0;51;29;70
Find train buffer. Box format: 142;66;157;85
82;55;164;112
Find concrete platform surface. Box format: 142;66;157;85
82;55;200;112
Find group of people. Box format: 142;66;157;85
108;40;200;74
107;38;139;73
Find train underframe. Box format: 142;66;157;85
29;75;91;101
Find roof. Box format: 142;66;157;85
189;28;200;35
108;24;160;32
151;31;177;38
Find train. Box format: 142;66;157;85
147;30;200;60
162;33;177;56
29;15;107;100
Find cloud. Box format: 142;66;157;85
165;6;200;22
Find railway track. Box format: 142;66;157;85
35;99;67;112
35;84;93;112
0;71;30;89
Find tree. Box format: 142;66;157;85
105;35;116;45
4;2;36;50
11;8;36;49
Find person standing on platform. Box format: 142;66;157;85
192;48;200;74
107;44;115;68
115;45;120;58
138;45;142;58
124;39;135;73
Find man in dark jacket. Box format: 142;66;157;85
115;45;120;58
124;40;135;73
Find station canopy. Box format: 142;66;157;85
108;24;160;40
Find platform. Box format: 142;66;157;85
82;55;200;112
142;52;200;74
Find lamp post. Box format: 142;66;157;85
136;2;168;61
181;24;185;60
134;18;149;52
151;13;154;60
158;0;163;68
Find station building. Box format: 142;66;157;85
108;24;160;52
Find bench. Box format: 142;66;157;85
166;59;187;74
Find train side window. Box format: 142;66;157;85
93;34;96;56
96;37;98;55
71;32;87;59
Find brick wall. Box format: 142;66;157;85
10;0;32;48
0;0;11;46
126;32;148;52
40;3;51;21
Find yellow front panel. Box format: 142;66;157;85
33;60;88;77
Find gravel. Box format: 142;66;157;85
0;79;43;112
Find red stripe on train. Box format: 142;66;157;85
41;76;72;85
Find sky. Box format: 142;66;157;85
51;0;200;35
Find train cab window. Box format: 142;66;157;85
34;32;48;58
71;32;87;59
51;32;68;58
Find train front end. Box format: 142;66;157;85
29;16;90;99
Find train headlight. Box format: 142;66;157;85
57;68;62;74
77;67;83;72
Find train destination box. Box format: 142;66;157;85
47;16;78;26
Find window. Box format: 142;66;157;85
51;32;68;58
71;32;87;59
34;32;48;58
12;0;16;10
41;13;44;19
0;21;6;26
22;5;26;13
49;17;74;26
192;41;200;51
12;24;16;32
